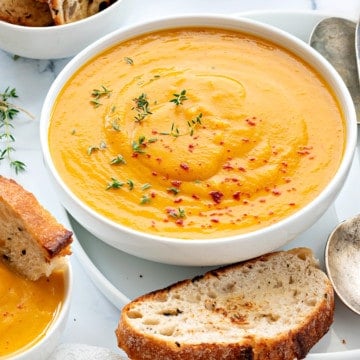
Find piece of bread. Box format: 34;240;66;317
0;176;72;281
116;248;334;360
48;0;113;25
0;0;53;26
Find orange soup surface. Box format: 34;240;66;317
0;261;65;357
48;28;345;239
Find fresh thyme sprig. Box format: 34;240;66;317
170;89;188;106
0;87;33;174
161;113;203;138
132;93;152;122
91;85;112;108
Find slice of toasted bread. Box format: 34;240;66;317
48;0;113;25
0;176;72;281
116;248;334;360
0;0;53;26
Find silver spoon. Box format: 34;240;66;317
310;17;360;123
325;213;360;315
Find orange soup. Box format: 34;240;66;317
48;28;345;239
0;261;65;357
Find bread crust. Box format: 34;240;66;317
116;249;334;360
0;176;72;258
0;0;53;26
0;176;72;280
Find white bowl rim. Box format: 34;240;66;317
40;14;358;247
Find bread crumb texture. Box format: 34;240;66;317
0;176;72;280
116;248;334;360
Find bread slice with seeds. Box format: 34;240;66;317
116;248;334;360
0;176;72;281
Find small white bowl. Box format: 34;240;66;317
8;260;73;360
0;0;126;59
40;15;357;266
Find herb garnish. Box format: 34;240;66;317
0;87;32;174
124;57;134;65
87;141;106;155
133;93;152;122
161;113;203;138
168;207;186;219
140;194;151;204
110;155;126;165
91;85;112;108
132;136;157;154
170;89;187;106
106;177;124;190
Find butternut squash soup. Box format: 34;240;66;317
48;28;345;239
0;261;65;357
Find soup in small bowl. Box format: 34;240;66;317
40;15;357;266
0;260;72;359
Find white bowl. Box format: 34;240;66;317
8;260;72;360
0;0;126;59
40;15;357;266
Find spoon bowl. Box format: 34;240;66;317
325;213;360;315
310;17;360;123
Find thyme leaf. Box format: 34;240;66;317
91;85;112;108
132;93;152;122
106;177;124;190
170;89;188;106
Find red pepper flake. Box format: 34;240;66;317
245;118;256;126
192;194;200;200
242;138;250;143
171;180;182;187
188;144;195;152
210;218;219;223
233;191;241;200
132;153;139;158
152;130;158;135
222;162;234;170
156;157;162;163
297;145;313;155
259;198;266;203
174;198;183;203
272;189;281;196
175;219;184;226
152;171;158;176
151;192;156;198
209;191;223;204
180;162;189;170
249;157;256;162
238;166;246;172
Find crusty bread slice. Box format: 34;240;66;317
48;0;113;25
0;0;53;26
116;248;334;360
0;176;72;281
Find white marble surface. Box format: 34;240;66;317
1;0;360;359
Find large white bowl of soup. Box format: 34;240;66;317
0;259;72;359
40;15;357;266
